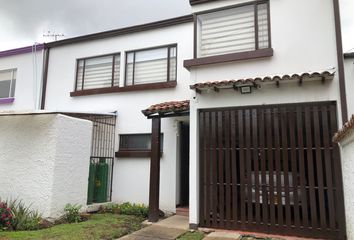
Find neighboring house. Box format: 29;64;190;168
0;44;44;111
344;52;354;114
0;0;353;239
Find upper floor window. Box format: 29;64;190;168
125;45;177;86
75;53;120;91
0;69;16;99
196;1;270;58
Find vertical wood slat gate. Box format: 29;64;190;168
199;102;346;239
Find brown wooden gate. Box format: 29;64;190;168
199;101;346;239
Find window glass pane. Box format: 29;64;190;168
119;134;163;151
125;53;134;86
258;3;269;49
10;79;16;97
113;55;120;86
76;60;84;90
76;54;120;91
169;47;177;81
125;46;177;86
0;69;16;99
0;80;11;98
83;55;114;89
198;3;270;57
0;70;12;82
134;48;168;85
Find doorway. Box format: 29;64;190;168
177;122;190;214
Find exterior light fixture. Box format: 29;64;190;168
240;85;252;94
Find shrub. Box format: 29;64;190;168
0;202;14;230
102;202;148;218
64;204;82;223
1;199;41;231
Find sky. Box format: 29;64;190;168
0;0;353;52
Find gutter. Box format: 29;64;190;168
333;0;348;125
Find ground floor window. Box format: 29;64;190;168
116;133;163;158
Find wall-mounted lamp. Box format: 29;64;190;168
240;85;252;94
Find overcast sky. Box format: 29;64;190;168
0;0;353;52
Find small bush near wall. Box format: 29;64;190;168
64;204;82;223
101;202;149;218
0;202;14;230
0;199;41;231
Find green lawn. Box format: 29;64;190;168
177;231;204;240
0;214;144;240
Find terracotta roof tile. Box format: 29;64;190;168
333;115;354;143
190;71;335;91
142;100;190;117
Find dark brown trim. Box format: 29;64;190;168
125;43;177;54
333;0;348;124
70;81;177;97
167;46;171;82
40;47;50;110
344;52;354;59
184;48;273;70
194;0;268;15
189;0;218;5
77;51;121;61
148;118;161;222
267;0;272;48
46;15;193;48
115;150;163;158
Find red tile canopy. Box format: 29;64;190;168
142;100;190;118
333;114;354;143
190;70;335;93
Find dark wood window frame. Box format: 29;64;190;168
72;52;121;93
184;0;273;69
124;44;178;87
115;133;164;158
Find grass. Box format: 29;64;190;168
177;231;204;240
0;213;144;240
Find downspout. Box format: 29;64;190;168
40;45;50;110
333;0;348;125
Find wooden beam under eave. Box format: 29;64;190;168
195;88;202;94
148;117;161;222
214;86;220;92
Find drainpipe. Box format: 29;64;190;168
40;45;50;110
333;0;348;125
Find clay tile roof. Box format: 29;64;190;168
142;100;190;117
333;115;354;143
190;70;335;91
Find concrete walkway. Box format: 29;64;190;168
118;215;189;240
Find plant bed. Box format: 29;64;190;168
0;213;145;240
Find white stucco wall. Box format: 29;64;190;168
0;114;92;218
0;50;43;111
345;58;354;115
44;23;193;213
188;0;342;225
339;131;354;240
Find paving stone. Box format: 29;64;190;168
204;231;242;240
155;215;189;230
119;225;186;240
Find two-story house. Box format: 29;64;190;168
0;0;352;239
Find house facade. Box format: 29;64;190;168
0;0;352;239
